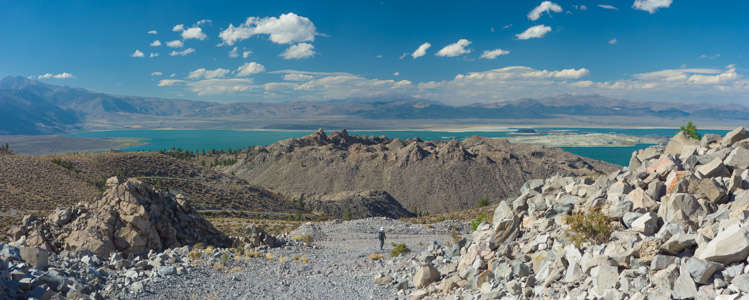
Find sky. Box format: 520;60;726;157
1;0;748;105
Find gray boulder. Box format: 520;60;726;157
413;263;441;288
695;224;749;264
685;257;723;284
720;127;748;146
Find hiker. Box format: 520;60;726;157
377;227;386;250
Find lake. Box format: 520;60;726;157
68;128;731;166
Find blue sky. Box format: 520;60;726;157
1;0;748;105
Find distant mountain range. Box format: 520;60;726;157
1;75;748;135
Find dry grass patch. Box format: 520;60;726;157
369;253;385;260
265;253;275;260
291;234;314;243
299;255;309;263
188;251;202;260
279;256;289;263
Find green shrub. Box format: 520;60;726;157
390;243;410;257
680;121;702;140
565;206;613;248
470;213;487;231
343;210;352;221
477;196;490;208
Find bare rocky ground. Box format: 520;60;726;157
127;218;467;300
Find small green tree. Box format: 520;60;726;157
477;196;490;208
343;210;352;221
680;121;702;140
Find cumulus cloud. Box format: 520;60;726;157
598;4;618;10
283;73;315;81
150;40;162;47
187;68;230;79
633;0;672;13
229;47;239;58
235;62;266;77
516;25;552;40
148;30;158;35
411;42;431;59
242;50;252;58
393;72;400;76
172;24;184;32
166;40;184;48
528;1;563;21
436;39;471;57
169;48;195;56
151;72;163;76
608;38;617;45
280;43;315;59
219;13;317;46
131;50;145;57
149;52;159;58
157;79;185;86
480;49;510;59
181;27;207;40
37;72;75;79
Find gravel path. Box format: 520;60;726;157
126;218;467;300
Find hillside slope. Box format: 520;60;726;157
227;130;619;213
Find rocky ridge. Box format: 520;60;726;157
392;127;749;299
228;129;619;214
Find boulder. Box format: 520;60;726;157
665;132;700;156
651;255;679;271
671;271;698;299
697;178;727;203
413;263;441;288
593;264;619;295
631;212;658;234
19;247;48;270
695;224;749;264
696;157;729;179
659;233;696;255
374;274;393;286
685;257;723;284
16;177;231;258
732;273;749;293
724;147;749;170
720;127;748;146
627;188;658;212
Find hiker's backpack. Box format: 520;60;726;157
377;232;383;240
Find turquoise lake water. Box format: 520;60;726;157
68;128;731;166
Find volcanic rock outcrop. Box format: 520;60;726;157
400;127;749;299
304;190;416;219
7;176;231;258
227;129;619;214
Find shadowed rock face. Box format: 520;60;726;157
8;176;231;257
228;130;619;214
305;190;416;219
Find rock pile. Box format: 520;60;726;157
7;176;231;258
401;127;749;299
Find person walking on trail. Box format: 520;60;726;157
377;227;386;250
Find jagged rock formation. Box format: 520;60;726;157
227;129;619;214
7;176;231;258
304;191;416;219
403;127;749;299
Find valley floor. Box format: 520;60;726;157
125;218;463;300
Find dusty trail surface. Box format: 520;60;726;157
128;218;465;300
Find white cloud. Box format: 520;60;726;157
194;19;211;26
166;40;184;48
411;42;431;59
170;73;176;77
189;78;257;95
633;0;672;13
131;50;145;57
169;48;196;56
157;79;185;86
608;38;617;45
151;72;163;76
181;27;207;40
172;24;184;32
219;13;317;46
229;47;239;58
399;53;408;59
242;50;252;58
574;5;588;10
37;72;75;79
187;68;230;79
280;43;315;59
502;24;513;30
150;40;161;47
393;72;400;76
235;62;266;76
149;52;159;58
528;1;563;21
480;49;510;59
376;54;383;58
701;54;720;60
516;25;552;40
283;73;314;81
436;39;471;57
148;30;158;35
598;4;618;10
